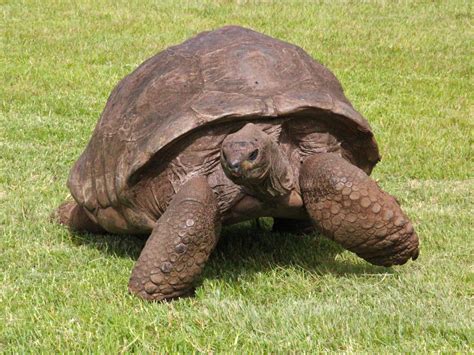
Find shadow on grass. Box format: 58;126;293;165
68;230;146;260
68;218;391;283
204;221;391;283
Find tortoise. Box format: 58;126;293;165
56;25;419;301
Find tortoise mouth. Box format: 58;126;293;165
222;160;270;185
228;164;243;178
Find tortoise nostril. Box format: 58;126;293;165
228;160;240;171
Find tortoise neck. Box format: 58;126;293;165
244;141;294;200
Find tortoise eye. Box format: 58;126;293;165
248;149;259;161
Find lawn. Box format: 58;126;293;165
1;0;473;352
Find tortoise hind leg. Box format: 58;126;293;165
54;201;105;234
128;176;221;301
300;153;419;267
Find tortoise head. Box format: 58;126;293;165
220;123;272;184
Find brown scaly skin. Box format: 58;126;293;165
54;201;105;234
56;27;420;302
56;125;419;302
220;128;419;267
128;176;221;301
300;153;419;266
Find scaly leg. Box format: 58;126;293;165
54;201;105;234
300;153;419;266
128;176;221;301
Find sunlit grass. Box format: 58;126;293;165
1;0;472;352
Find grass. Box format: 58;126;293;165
1;0;473;352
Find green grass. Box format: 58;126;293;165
1;0;473;352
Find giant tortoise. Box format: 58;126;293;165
56;26;419;301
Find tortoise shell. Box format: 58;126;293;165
68;25;380;213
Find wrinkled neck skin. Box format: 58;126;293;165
240;140;294;201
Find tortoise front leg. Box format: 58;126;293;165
300;153;419;267
128;176;221;301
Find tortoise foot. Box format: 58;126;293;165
300;153;419;267
53;201;105;234
128;176;221;301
